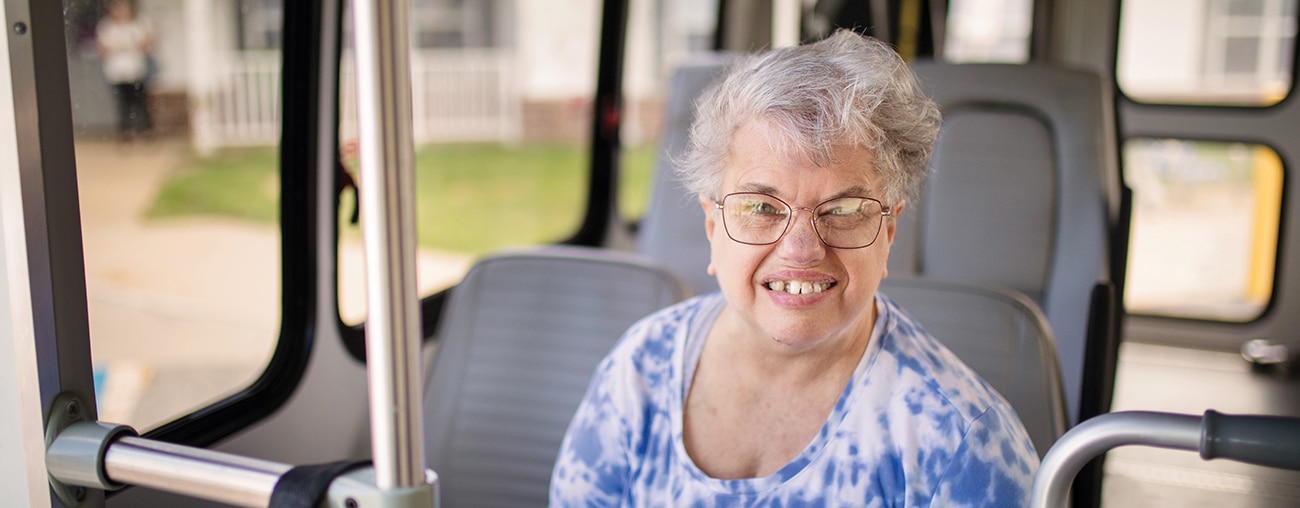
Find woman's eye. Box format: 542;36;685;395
746;202;780;215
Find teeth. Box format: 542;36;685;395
766;281;831;294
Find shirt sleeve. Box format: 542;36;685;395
927;405;1040;508
549;354;637;507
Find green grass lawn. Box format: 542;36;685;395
147;148;281;222
149;143;657;255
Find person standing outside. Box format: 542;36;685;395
97;0;155;142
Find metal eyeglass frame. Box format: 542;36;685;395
713;192;893;249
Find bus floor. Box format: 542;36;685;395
1103;340;1300;506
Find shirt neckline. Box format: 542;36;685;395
670;292;890;495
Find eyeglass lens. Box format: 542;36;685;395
720;192;885;249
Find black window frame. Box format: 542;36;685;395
133;0;328;450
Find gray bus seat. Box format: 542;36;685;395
881;277;1068;457
898;62;1122;426
421;246;689;507
635;53;736;295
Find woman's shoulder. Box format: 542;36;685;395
861;295;1038;501
873;293;1017;425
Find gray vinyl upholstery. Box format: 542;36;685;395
896;63;1119;424
881;277;1068;457
422;246;689;507
635;53;736;295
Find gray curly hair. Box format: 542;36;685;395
676;30;941;206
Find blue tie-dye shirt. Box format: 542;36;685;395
551;291;1038;507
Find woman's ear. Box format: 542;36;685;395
700;194;717;241
701;194;720;277
885;199;906;244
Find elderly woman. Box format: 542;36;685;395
551;30;1038;505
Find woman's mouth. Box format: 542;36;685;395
765;280;835;295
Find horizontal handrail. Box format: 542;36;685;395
104;436;291;507
1031;410;1300;507
46;421;289;507
1031;411;1200;507
47;420;437;506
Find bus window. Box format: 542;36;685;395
943;0;1032;63
1118;0;1296;106
67;0;283;430
337;0;598;326
1124;139;1282;321
619;0;718;225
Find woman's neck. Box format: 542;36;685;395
712;300;877;387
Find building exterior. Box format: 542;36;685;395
64;0;715;154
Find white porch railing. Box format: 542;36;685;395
341;48;523;145
189;49;521;155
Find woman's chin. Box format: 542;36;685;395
762;322;840;350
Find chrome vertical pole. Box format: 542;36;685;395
351;0;427;490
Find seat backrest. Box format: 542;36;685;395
635;53;736;295
422;246;689;507
881;277;1068;456
895;62;1121;424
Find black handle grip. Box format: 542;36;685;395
1200;409;1300;471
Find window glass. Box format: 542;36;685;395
338;0;598;325
1124;139;1282;321
1118;0;1296;106
942;0;1032;63
619;0;718;224
67;0;282;429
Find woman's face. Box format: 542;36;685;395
701;119;899;353
109;1;133;20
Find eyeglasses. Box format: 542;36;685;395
713;192;892;249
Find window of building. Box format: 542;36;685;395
238;0;282;50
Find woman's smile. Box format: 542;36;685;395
764;280;835;295
761;269;839;307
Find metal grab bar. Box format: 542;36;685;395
352;0;428;492
1031;410;1300;507
46;420;291;506
104;436;291;506
47;421;437;507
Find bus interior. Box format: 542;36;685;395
3;0;1300;506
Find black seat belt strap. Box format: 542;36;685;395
269;459;371;508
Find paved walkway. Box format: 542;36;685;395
77;137;281;426
76;136;470;428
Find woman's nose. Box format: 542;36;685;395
776;210;826;263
